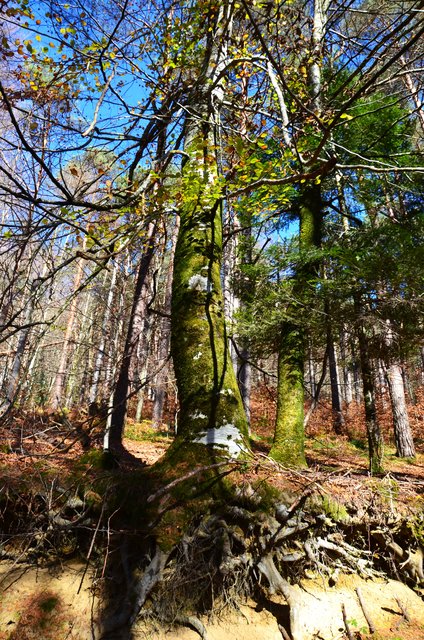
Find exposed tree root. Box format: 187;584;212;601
1;464;423;640
173;615;208;639
95;476;424;640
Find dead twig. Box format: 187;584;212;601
395;596;411;622
341;603;354;640
356;586;375;633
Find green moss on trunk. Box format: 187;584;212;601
270;323;306;466
270;184;323;467
170;132;249;460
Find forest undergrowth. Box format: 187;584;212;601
0;390;423;640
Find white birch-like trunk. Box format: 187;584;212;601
310;0;331;113
89;260;118;405
0;293;36;417
50;252;86;410
384;321;415;458
386;363;415;457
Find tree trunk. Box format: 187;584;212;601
307;342;316;400
340;328;353;405
151;217;180;429
108;223;156;452
89;260;118;405
355;300;384;475
271;321;306;466
270;184;323;466
238;345;252;427
223;210;240;374
386;363;415;457
169;2;249;461
324;295;345;433
0;282;38;418
66;290;92;407
384;320;415;458
327;331;345;434
50;253;85;410
134;315;153;424
171;189;249;457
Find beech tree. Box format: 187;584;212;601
169;0;250;461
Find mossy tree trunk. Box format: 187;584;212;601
170;2;249;461
270;184;323;466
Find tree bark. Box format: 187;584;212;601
108;223;156;452
325;299;345;434
151;217;180;429
384;320;415;458
387;363;415;457
50;253;85;410
0;279;39;417
327;331;344;434
89;260;118;405
270;184;323;466
170;1;249;460
355;299;384;475
340;327;353;405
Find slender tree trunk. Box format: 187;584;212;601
353;354;362;404
355;299;384;474
340;328;353;405
386;363;415;457
327;332;344;434
50;253;85;410
134;301;153;423
376;359;389;408
304;347;328;426
309;0;331;113
324;295;345;433
108;223;156;452
89;260;118;406
400;55;424;134
0;281;38;417
384;320;415;457
307;342;316;400
421;346;424;384
151;217;180;429
103;288;126;450
75;295;95;407
238;345;251;427
223;210;240;373
402;367;416;405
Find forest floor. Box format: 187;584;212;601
0;389;423;640
0;391;423;521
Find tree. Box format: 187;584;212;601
169;0;250;462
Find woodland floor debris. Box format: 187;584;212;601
0;401;423;640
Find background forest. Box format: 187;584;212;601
0;0;423;471
0;1;424;638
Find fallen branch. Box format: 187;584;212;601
356;586;375;633
341;603;354;640
395;596;411;622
